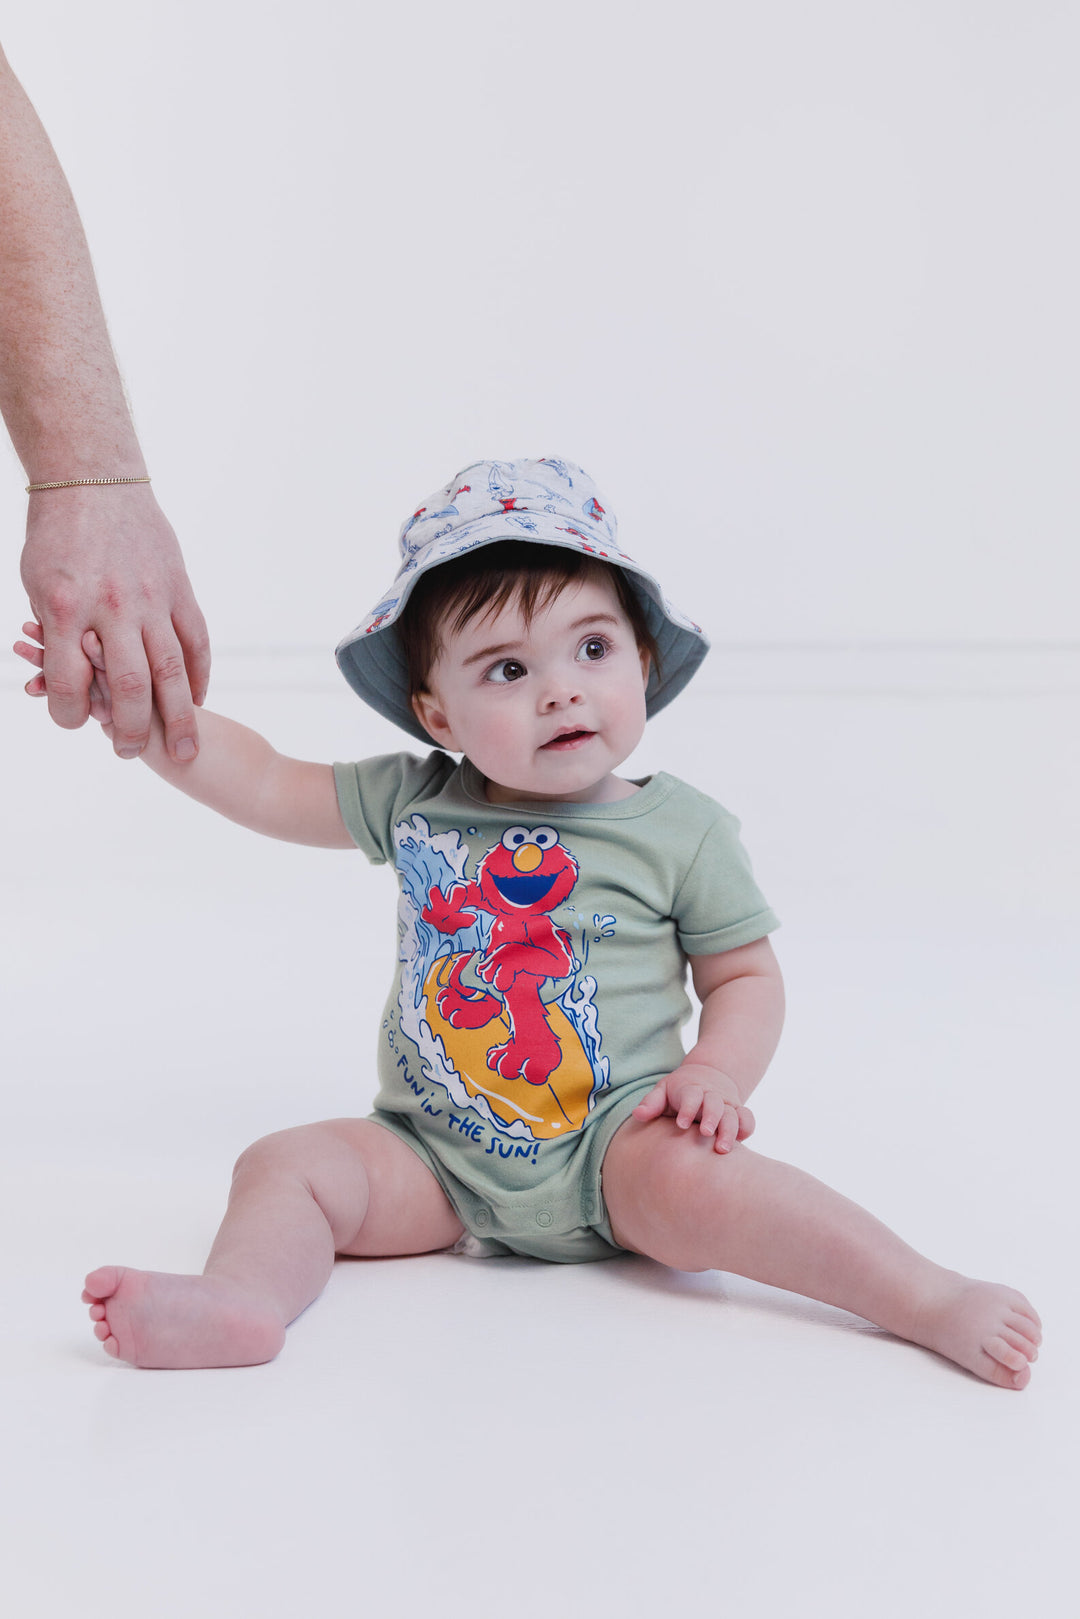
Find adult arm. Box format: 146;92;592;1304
0;42;209;761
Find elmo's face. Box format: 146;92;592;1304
411;574;649;805
477;826;579;916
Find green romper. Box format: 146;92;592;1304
333;752;779;1262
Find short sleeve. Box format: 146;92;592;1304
332;751;455;864
672;807;780;955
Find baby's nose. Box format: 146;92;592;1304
541;679;583;709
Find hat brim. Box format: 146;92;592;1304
335;530;709;746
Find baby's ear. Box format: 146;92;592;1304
411;689;454;748
639;647;652;687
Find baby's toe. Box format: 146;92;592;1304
999;1325;1037;1362
977;1346;1030;1390
84;1265;122;1301
1008;1295;1042;1331
1007;1308;1042;1345
985;1334;1031;1374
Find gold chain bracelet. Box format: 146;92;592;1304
26;476;152;492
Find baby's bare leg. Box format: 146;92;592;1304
83;1120;464;1369
602;1118;1041;1389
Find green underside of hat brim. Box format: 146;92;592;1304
336;580;709;747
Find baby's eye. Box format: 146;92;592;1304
577;636;609;663
486;659;527;684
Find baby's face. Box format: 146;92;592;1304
413;574;650;805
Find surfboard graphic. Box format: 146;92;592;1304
422;952;596;1140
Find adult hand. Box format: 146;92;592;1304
16;621;112;725
20;482;210;761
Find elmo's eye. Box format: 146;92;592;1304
501;826;532;851
532;827;558;849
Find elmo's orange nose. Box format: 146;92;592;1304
512;843;543;873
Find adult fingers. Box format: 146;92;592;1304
143;622;199;761
172;591;211;709
38;608;93;729
96;625;153;758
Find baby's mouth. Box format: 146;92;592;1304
541;729;595;751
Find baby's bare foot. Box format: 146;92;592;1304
910;1272;1042;1389
82;1266;286;1369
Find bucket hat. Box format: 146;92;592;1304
335;457;708;744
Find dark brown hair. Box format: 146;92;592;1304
398;541;660;698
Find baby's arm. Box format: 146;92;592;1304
633;937;785;1153
135;706;352;847
16;622;353;848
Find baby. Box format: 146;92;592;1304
17;457;1041;1385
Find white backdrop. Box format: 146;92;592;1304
3;10;1076;1616
2;0;1077;658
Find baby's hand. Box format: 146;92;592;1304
633;1063;755;1154
14;621;114;727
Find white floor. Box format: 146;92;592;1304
2;650;1076;1619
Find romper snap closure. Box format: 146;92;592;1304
536;1210;554;1228
475;1207;490;1226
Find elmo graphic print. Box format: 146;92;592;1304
391;817;610;1142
